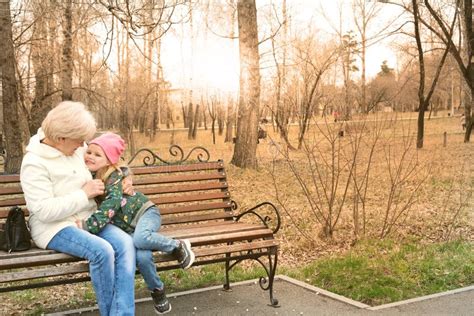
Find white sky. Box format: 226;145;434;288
158;0;407;93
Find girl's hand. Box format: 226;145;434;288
82;179;105;198
122;176;135;196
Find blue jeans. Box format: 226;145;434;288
134;207;178;290
48;225;136;316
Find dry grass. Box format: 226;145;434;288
129;112;472;265
1;112;472;314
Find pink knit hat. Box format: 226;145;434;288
89;132;125;164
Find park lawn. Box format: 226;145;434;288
281;239;474;305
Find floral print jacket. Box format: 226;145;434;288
83;167;154;234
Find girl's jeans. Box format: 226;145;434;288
47;225;136;316
134;207;178;290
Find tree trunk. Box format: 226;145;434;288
182;102;187;128
187;103;194;140
192;104;199;139
211;118;216;145
30;5;53;134
225;101;234;143
61;0;73;100
462;0;473;142
231;0;260;169
217;106;225;135
0;0;24;172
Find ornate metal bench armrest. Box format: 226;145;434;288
234;201;281;234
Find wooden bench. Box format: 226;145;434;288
0;146;281;306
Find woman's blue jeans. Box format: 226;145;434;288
47;225;136;316
134;207;178;291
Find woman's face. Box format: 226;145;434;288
57;138;84;156
84;144;110;172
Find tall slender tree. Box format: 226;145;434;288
231;0;261;168
423;0;473;142
412;0;456;148
0;0;24;172
29;1;54;134
61;0;73;100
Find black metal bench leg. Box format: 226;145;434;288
224;252;231;291
264;248;279;306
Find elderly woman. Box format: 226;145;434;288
20;101;135;315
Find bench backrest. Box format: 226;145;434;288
0;158;234;227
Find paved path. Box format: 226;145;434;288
53;276;474;316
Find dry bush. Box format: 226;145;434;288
268;113;472;250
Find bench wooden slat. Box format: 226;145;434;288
161;212;234;225
0;248;56;260
161;222;263;237
134;172;225;185
0;263;90;283
159;202;232;215
0;186;23;195
131;162;224;174
139;182;228;195
185;228;274;246
0;252;82;270
0;197;26;208
151;191;230;205
193;239;278;257
0;174;20;184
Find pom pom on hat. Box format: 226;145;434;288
89;132;125;164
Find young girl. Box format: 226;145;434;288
79;132;194;314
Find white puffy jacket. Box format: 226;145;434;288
20;130;97;249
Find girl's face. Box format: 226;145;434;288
85;144;110;172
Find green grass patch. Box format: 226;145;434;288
281;239;474;305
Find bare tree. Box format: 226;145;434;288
61;0;73;100
208;96;217;144
29;1;55;134
377;0;473;141
353;0;383;113
225;98;235;143
217;104;225;135
411;0;455;148
0;0;24;172
423;0;473;142
269;0;294;149
231;0;260;168
187;102;194;140
291;36;337;149
191;103;199;139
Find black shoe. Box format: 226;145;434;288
151;287;171;314
173;239;195;269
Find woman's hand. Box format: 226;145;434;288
75;219;83;229
82;179;105;198
122;176;135;196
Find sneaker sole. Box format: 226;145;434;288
154;303;172;315
181;239;195;269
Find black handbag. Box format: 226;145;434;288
0;206;31;252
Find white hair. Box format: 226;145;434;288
41;101;97;142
